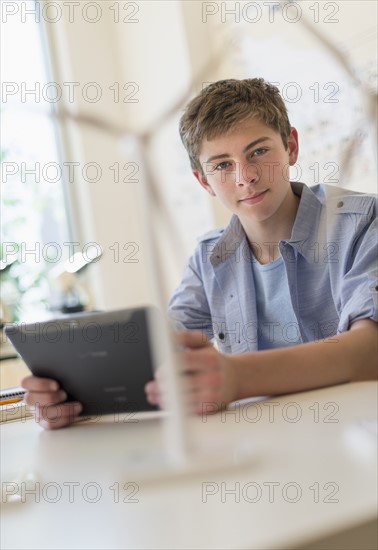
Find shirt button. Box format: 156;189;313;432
337;201;344;208
219;333;225;340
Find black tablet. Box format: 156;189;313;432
5;307;159;416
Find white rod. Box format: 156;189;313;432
125;134;192;467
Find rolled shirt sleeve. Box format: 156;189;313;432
337;216;378;332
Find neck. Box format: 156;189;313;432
240;187;300;264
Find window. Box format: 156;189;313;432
1;1;71;322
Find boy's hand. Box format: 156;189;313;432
145;331;238;415
21;376;83;430
178;331;238;414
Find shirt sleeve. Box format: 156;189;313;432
337;215;378;332
168;249;215;340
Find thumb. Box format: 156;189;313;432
174;330;211;349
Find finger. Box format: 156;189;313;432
145;380;160;395
24;390;67;407
185;393;219;415
185;386;225;413
35;402;83;429
145;380;157;393
21;376;59;392
145;380;160;405
186;374;223;396
193;400;222;416
175;331;211;349
181;348;219;373
146;390;160;406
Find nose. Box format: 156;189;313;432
236;162;260;186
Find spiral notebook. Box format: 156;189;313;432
0;386;33;423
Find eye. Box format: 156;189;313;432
214;161;232;171
252;147;268;157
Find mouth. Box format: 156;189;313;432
239;190;269;205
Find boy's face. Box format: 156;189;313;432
193;117;299;225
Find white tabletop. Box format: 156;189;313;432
1;381;377;550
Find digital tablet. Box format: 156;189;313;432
5;307;159;416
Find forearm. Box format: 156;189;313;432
233;320;378;399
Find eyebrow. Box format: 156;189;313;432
205;137;272;164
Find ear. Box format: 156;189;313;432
287;127;299;166
193;169;216;197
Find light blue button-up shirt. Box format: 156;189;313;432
168;182;378;354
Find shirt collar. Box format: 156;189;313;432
210;182;323;267
287;181;323;246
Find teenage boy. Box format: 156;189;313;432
22;79;377;428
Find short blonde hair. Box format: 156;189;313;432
179;78;292;173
